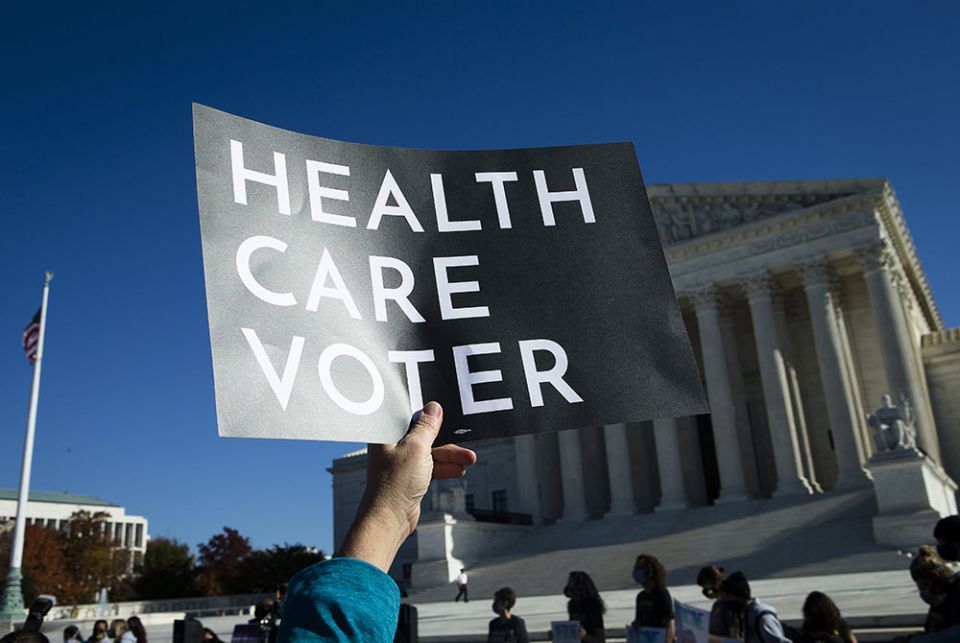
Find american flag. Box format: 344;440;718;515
22;309;41;364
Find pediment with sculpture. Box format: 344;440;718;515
649;189;864;245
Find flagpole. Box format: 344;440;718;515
0;271;53;620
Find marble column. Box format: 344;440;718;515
514;434;543;524
653;417;688;510
557;428;590;522
774;295;822;492
742;272;813;496
858;243;942;462
719;304;764;497
799;259;869;488
690;286;749;502
603;424;636;516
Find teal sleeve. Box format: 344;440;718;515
277;557;401;643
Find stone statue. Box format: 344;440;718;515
424;479;469;519
867;394;918;453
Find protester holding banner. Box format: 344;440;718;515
631;555;675;643
277;402;477;642
696;565;741;642
719;572;790;643
563;571;606;642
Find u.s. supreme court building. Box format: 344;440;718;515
330;178;960;593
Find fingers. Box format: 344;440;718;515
433;462;469;480
432;443;478;466
402;401;444;447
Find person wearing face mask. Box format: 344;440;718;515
631;555;675;643
697;565;740;642
719;572;790;643
563;571;606;642
487;587;529;643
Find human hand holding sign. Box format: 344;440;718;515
338;401;477;572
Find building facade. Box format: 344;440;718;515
0;489;149;566
330;178;960;584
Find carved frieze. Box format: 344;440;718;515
651;191;859;246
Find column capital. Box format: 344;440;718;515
686;285;721;312
797;257;835;288
740;271;775;301
771;284;792;313
889;267;913;301
717;296;738;320
854;241;895;274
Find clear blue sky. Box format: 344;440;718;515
1;2;958;555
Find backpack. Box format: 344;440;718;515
751;609;824;643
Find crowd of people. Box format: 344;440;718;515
4;403;960;643
60;617;147;643
478;515;960;642
270;402;960;642
480;560;855;643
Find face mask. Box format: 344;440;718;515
921;590;946;606
632;568;647;585
563;586;573;598
702;587;719;599
937;543;960;561
721;599;743;614
492;600;504;615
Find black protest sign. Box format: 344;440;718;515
192;104;707;445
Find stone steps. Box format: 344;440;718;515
406;488;910;603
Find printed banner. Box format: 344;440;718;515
193;104;707;444
674;601;710;643
551;621;581;643
626;626;667;643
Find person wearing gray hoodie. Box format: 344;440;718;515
718;572;791;643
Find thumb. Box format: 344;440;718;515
402;401;444;447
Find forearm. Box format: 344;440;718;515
337;504;408;573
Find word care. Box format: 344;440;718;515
193;104;707;444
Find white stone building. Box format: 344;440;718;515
0;489;149;566
330;178;960;589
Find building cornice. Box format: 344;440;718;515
875;182;943;330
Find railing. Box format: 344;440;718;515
468;509;533;525
46;593;272;621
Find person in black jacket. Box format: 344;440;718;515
564;571;606;642
487;587;530;643
632;554;675;643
